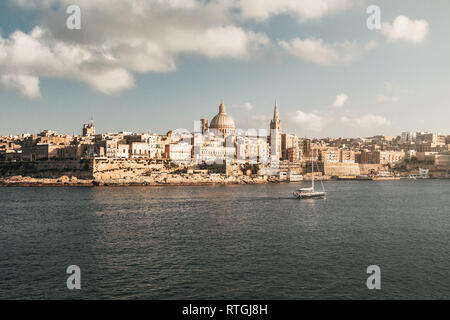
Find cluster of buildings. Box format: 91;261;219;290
318;131;450;167
1;101;450;170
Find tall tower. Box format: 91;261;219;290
270;101;282;160
82;116;95;137
200;119;209;134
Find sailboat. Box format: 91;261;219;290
293;144;326;199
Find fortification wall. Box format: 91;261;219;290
0;160;93;178
359;164;386;175
93;159;167;180
324;163;361;176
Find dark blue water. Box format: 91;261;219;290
1;180;450;299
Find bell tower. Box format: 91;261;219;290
82;116;95;137
270;101;282;160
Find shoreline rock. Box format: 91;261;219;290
0;174;272;187
1;173;448;187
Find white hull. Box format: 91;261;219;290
293;191;326;199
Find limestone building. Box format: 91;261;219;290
82;119;96;137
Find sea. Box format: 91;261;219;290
1;179;449;299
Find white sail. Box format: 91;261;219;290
293;142;326;199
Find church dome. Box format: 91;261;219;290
209;102;235;134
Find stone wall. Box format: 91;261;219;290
92;160;261;181
323;163;360;176
0;160;93;178
93;159;167;180
91;159;267;185
359;164;387;175
321;163;387;176
0;158;244;181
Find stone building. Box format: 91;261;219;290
281;133;298;160
82;119;96;137
192;132;235;164
340;150;356;163
434;153;450;166
165;142;192;163
117;144;130;158
287;147;301;162
236;135;270;164
22;144;69;161
320;147;340;163
361;150;405;165
130;142;151;158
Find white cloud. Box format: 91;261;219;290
292;110;325;132
250;114;270;127
297;111;389;129
364;40;378;50
238;0;352;22
331;93;348;107
377;95;399;103
80;68;135;95
15;0;355;23
339;116;351;123
340;113;388;127
278;38;360;65
0;74;41;98
382;15;429;43
1;0;270;98
184;26;269;59
0;27;136;96
234;102;255;110
236;113;269;130
285;108;391;136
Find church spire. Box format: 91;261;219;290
273;100;279;122
270;100;281;131
269;100;282;160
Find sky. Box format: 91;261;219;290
0;0;449;138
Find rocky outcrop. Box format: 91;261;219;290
0;173;270;186
93;173;269;186
0;175;94;186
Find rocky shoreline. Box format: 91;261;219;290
1;172;448;187
0;174;278;187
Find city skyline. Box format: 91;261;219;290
2;0;450;304
2;100;448;140
1;0;450;137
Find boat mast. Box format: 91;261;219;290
311;143;315;191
